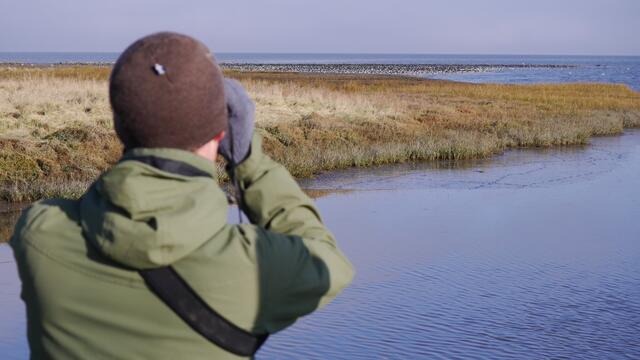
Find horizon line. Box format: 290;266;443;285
1;51;639;57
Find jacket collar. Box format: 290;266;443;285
121;147;218;179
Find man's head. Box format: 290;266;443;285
109;32;227;153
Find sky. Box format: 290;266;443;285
1;0;639;55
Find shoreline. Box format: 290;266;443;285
1;61;575;77
1;66;639;203
1;129;638;243
222;63;575;77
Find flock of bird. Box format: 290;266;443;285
220;63;573;76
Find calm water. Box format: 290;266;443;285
1;131;639;358
1;52;639;90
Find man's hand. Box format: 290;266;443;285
219;78;255;167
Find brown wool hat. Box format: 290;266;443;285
109;32;227;150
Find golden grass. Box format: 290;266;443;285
1;65;639;202
0;65;111;81
0;69;121;202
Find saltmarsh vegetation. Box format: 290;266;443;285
1;65;639;202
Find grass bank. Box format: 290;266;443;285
1;65;639;202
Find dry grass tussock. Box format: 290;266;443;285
1;65;639;202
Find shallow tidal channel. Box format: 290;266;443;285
2;131;640;358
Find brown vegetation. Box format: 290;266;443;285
1;65;639;203
1;203;23;242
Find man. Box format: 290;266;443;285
10;32;354;359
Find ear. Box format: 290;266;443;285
194;131;225;161
213;131;225;142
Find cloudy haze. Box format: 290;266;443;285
1;0;639;55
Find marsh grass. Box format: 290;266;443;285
1;65;639;202
0;209;20;243
0;199;28;242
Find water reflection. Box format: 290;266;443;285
262;131;640;359
0;246;26;359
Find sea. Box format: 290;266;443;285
1;52;639;91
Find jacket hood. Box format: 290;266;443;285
80;148;228;269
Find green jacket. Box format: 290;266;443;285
10;135;354;359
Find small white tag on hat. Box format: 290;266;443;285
153;63;166;75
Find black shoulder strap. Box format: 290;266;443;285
139;266;268;357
